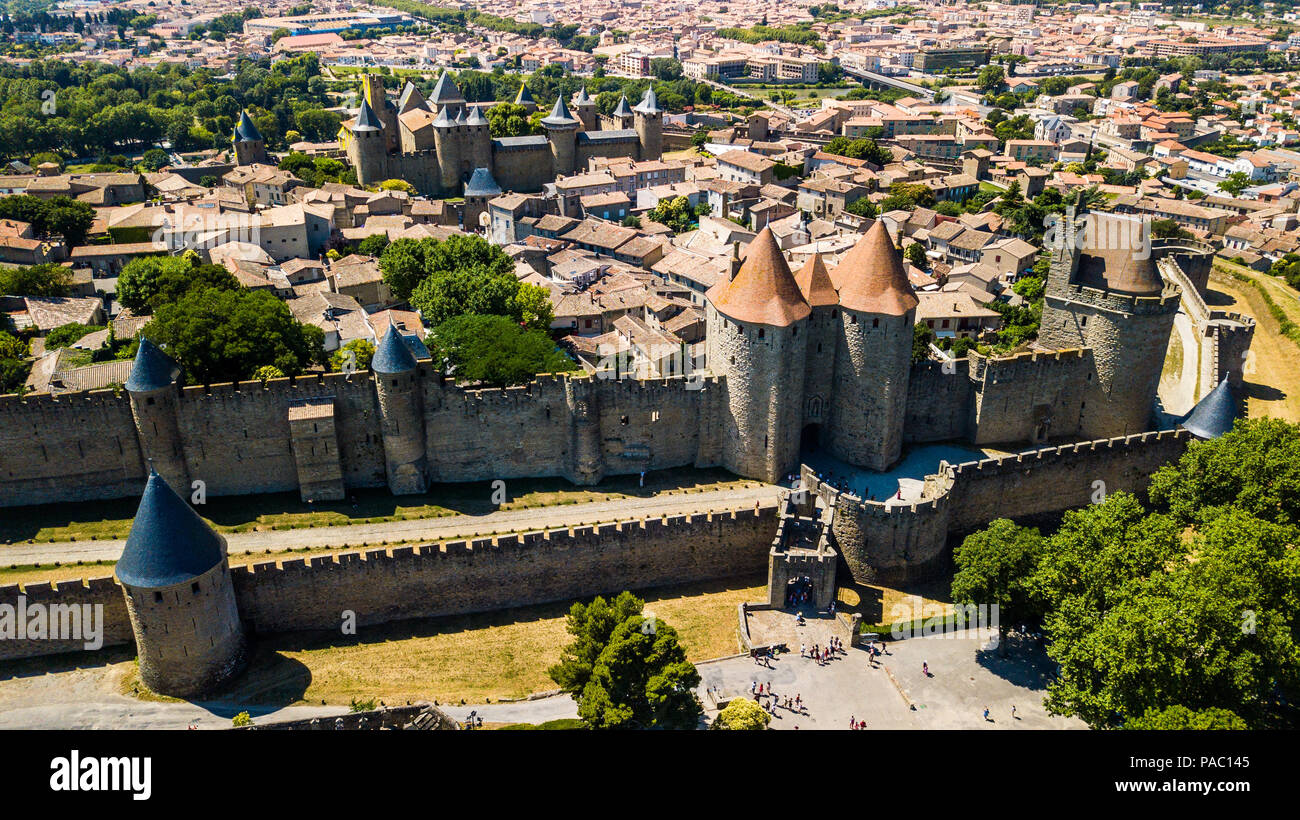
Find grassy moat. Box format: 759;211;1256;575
0;467;756;547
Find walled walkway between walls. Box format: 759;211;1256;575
2;484;785;567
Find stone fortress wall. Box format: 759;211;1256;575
0;507;776;661
1158;253;1256;400
803;427;1192;585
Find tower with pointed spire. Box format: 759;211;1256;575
793;251;839;435
345;95;389;187
827;221;919;470
117;469;245;697
572;87;597;131
611;94;635;131
125;337;191;493
232;110;269;166
372;325;428;495
632;87;663;161
705;227;811;483
542;95;580;177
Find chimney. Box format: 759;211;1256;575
729;240;741;281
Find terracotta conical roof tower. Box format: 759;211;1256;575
706;227;810;326
794;252;838;307
831;220;918;316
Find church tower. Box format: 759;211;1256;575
705;227;811;483
826;221;918;471
117;469;245;698
232;110;269;166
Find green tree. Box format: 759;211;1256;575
1124;705;1249;730
904;241;927;270
549;592;646;698
147;287;325;383
576;615;702;730
426;314;574;386
977;64;1005;93
356;234;390;257
712;697;770;730
330;338;376;372
951;519;1047;655
0;263;71;297
117;256;238;312
486;101;542;137
1148;418;1300;528
43;322;101;350
912;321;934;363
1217;171;1252;197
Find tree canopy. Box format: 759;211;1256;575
426;314;575;386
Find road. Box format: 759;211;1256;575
699;78;797;120
2;484;784;567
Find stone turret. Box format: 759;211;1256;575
432;105;463;191
611;94;635;131
572;87;598;132
231;110;268;166
116;469;245;698
542;96;580;177
513;83;538;113
463;167;502;233
632;87;664;161
464;105;492;172
827;221;918;471
347;97;388;187
566;377;604;485
794;252;839;436
362;74;400;152
705;227;810;483
126;337;190;492
372;325;428;495
1038;207;1181;438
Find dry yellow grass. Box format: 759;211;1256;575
121;577;766;706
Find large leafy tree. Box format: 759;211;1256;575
427;314;575;386
146;287;325;383
712;698;770;730
0;263;71;297
576;615;702;730
1149;418;1300;528
486;101;542;138
951;518;1046;655
117;254;239;312
549;592;646;698
1124;706;1249;731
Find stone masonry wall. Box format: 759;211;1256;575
0;508;776;662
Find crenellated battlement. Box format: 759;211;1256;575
950;428;1190;477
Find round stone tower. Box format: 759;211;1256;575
347;97;388;188
463;167;502;234
116;469;245;698
372;325;428;495
633;87;663;160
231;110;269;167
1038;210;1181;438
432;106;463;192
464;106;493;172
126;337;190;492
705;227;810;483
542;96;580;177
826;221;919;471
793;251;839;440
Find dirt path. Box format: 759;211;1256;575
1207;271;1300;424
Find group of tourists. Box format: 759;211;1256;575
751;680;806;717
799;636;846;666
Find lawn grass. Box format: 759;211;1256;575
0;467;754;545
119;576;766;706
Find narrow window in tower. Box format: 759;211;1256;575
817;343;822;352
850;315;857;324
1081;316;1088;327
758;328;765;339
191;582;200;594
873;318;879;328
792;326;798;337
153;591;163;603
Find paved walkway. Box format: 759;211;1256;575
0;630;1084;730
2;485;783;566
